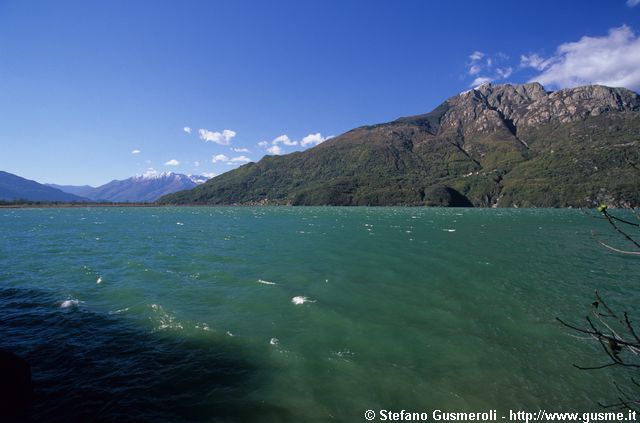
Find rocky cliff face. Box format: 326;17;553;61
445;83;639;128
159;83;640;208
434;83;640;147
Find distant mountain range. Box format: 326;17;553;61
0;171;210;203
159;83;640;208
0;171;89;202
48;172;209;202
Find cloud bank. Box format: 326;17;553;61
466;26;640;91
524;25;640;90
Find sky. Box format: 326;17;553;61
0;0;639;186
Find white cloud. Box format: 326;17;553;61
267;145;284;155
528;25;640;90
520;53;551;71
496;67;513;78
198;128;237;145
201;172;216;179
469;51;484;61
183;126;192;134
230;155;251;163
194;161;200;167
467;51;508;85
164;159;180;166
470;76;494;87
301;133;333;147
258;141;269;147
131;149;141;154
233;147;250;152
628;0;640;7
272;134;297;146
212;154;229;163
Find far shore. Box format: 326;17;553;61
0;203;160;209
0;202;632;210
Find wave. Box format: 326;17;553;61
148;303;183;331
60;299;80;308
291;296;315;305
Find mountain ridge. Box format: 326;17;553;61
158;83;640;207
0;171;90;202
49;172;210;202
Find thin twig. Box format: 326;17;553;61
603;210;640;250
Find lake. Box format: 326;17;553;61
1;207;638;422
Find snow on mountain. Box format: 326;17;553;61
51;172;212;202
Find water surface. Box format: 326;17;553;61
1;207;638;421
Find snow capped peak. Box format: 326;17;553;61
136;170;176;180
133;170;210;184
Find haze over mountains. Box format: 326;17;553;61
159;83;640;208
1;171;209;203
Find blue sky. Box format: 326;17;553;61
0;0;639;185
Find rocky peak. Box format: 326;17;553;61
520;84;640;126
439;83;640;137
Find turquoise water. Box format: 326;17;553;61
1;207;639;421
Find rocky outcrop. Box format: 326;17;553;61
440;83;640;136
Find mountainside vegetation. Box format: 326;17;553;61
159;83;640;207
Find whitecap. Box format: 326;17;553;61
195;323;211;331
109;307;130;315
226;331;234;337
443;229;456;232
292;296;315;305
96;276;102;284
148;303;183;331
257;279;276;285
270;337;279;346
334;349;356;360
176;222;184;226
60;299;79;308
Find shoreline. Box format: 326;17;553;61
0;203;160;209
0;203;627;210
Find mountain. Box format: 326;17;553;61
159;83;640;208
0;171;89;202
50;172;210;202
45;184;98;199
